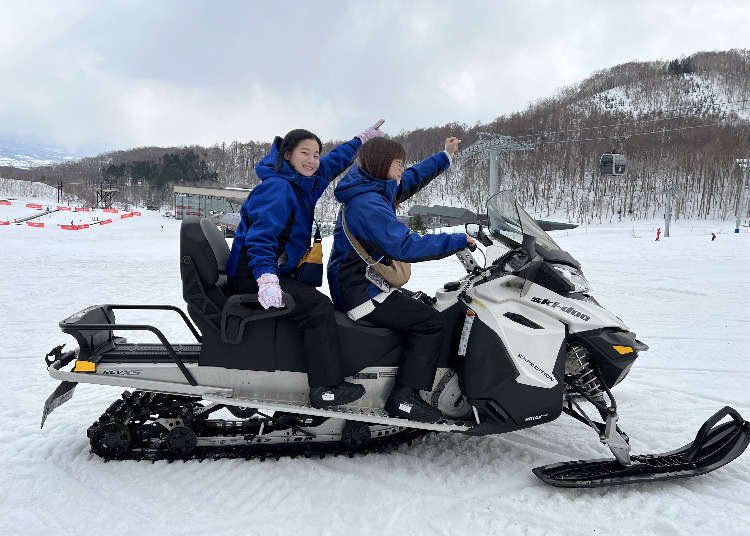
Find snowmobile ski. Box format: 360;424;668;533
533;406;750;487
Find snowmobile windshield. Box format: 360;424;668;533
486;190;560;252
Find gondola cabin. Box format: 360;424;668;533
600;153;627;176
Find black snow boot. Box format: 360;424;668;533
309;381;366;409
385;387;444;423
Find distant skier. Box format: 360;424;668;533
655;227;661;241
712;233;717;241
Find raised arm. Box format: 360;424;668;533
351;196;467;263
315;119;386;196
315;138;362;189
396;137;461;203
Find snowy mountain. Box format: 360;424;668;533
0;137;81;169
395;50;750;223
2;50;748;223
567;51;750;121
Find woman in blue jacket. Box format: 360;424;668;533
327;137;474;422
227;121;384;409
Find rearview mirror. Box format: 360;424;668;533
465;223;494;247
465;223;481;238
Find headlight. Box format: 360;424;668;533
551;263;591;293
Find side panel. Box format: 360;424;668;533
471;277;566;389
459;317;565;434
517;281;628;334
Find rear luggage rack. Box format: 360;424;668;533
59;304;202;385
99;343;201;363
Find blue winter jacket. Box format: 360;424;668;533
327;151;468;312
226;136;361;281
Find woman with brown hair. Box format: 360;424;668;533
327;137;474;422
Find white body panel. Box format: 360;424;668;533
435;272;631;390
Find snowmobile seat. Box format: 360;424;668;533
334;310;404;374
180;217;303;371
179;217;405;376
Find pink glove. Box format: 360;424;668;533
257;273;283;309
356;119;385;143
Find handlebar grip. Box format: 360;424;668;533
467;241;477;252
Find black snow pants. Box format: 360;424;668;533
360;290;444;391
228;275;344;388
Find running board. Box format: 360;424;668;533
202;394;471;433
44;359;470;433
533;406;750;488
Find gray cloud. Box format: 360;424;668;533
1;0;748;154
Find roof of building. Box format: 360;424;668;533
407;205;476;218
174;185;251;201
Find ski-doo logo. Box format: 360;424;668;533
102;369;142;376
525;413;549;422
517;353;554;382
531;297;590;322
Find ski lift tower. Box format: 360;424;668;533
656;186;681;238
457;132;535;197
96;183;119;209
736;158;749;233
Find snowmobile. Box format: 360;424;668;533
41;190;749;487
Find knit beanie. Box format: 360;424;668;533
358;138;406;180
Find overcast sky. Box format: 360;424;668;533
1;0;748;155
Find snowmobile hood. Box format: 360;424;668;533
334;165;400;206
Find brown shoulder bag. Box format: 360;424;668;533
341;206;411;288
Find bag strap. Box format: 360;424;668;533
313;221;321;244
307;199;320;247
341;205;384;268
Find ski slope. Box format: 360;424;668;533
1;198;749;536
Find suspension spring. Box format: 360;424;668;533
565;345;606;403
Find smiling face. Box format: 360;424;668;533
386;159;405;183
285;138;321;176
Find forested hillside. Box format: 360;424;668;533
392;49;750;224
2;49;748;223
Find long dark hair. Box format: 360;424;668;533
358;138;406;179
275;129;323;172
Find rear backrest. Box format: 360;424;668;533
180;217;230;308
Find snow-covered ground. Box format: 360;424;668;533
591;72;750;121
1;196;749;536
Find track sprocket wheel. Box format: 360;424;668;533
341;421;371;449
90;422;131;458
165;425;198;457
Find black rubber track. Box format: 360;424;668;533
87;390;429;463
